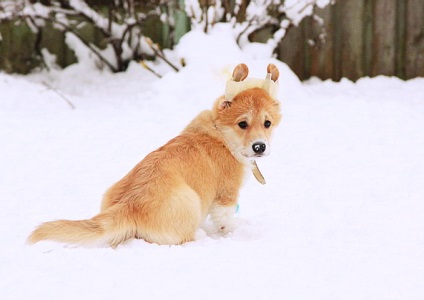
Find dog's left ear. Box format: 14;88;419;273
263;64;279;99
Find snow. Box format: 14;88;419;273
283;0;333;25
1;25;424;300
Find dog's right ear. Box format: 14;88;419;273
217;96;232;110
232;63;249;82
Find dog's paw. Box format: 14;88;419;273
217;224;231;234
215;217;248;235
215;220;234;234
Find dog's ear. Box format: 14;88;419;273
232;63;249;82
267;64;279;82
217;96;232;110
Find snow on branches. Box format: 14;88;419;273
0;0;333;74
184;0;333;51
0;0;180;75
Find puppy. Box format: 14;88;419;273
28;63;282;247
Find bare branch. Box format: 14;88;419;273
146;38;180;72
139;60;162;78
42;81;76;110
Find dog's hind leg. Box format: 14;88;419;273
134;184;203;245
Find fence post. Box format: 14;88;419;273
372;0;397;77
405;0;424;78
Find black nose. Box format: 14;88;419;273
252;142;266;154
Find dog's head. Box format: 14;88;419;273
212;64;282;164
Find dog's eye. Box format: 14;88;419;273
238;121;248;129
264;120;272;128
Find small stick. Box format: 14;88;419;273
42;81;75;110
139;61;162;78
145;38;180;72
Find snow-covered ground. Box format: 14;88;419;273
1;27;424;299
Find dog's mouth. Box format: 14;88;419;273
242;152;268;159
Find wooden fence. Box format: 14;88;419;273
279;0;424;81
0;0;423;81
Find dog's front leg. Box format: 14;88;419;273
209;202;238;234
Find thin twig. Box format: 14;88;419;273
139;60;162;78
146;38;179;72
42;81;76;110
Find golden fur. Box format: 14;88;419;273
27;64;281;247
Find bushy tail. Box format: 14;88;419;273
27;207;135;247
